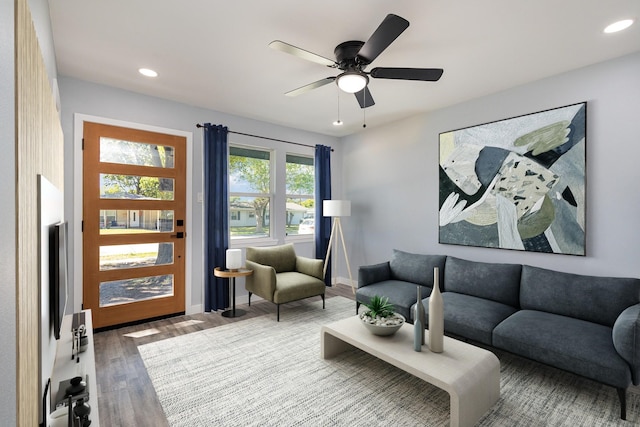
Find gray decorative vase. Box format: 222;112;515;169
413;285;426;346
413;315;423;352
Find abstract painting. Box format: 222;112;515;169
439;102;586;255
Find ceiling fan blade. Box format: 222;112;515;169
269;40;336;67
354;86;375;108
370;67;444;81
357;14;409;64
285;77;336;97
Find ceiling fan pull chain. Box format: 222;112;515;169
363;90;367;128
337;88;341;122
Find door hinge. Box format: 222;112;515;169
82;138;84;150
81;220;84;232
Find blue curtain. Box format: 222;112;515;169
315;145;332;286
203;124;229;311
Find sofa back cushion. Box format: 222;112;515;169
444;256;521;307
389;249;445;288
520;265;640;326
246;244;296;273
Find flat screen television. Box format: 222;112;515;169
50;221;68;340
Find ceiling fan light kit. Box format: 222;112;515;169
270;13;444;113
336;72;369;93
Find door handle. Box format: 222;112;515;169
171;232;185;239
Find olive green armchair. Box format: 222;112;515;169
245;243;326;321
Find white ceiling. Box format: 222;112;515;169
48;0;640;137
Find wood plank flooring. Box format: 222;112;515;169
93;285;356;427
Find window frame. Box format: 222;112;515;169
226;142;317;247
284;152;315;240
228;144;274;243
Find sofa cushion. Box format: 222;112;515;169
389;249;445;288
356;280;430;320
493;310;632;388
520;265;640;327
613;304;640;384
444;256;521;307
358;262;391;288
424;292;518;345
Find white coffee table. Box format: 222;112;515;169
321;316;500;427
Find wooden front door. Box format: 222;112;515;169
82;122;186;328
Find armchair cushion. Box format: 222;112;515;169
246;244;296;273
296;256;323;280
245;260;276;300
273;272;326;304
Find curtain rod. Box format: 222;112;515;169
196;124;333;151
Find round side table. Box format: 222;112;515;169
213;267;253;318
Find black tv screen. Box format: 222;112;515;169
50;221;68;340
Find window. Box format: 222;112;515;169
229;146;272;239
228;145;315;241
286;154;315;236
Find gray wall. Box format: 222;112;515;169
342;52;640;279
28;0;57;84
58;77;341;310
0;0;17;423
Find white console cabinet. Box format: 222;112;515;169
49;309;100;426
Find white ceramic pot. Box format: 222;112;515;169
359;312;406;336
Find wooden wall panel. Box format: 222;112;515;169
15;0;64;424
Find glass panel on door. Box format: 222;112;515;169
99;274;174;307
100;174;175;200
100;137;175;168
99;243;174;271
99;209;174;234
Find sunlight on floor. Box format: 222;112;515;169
123;328;161;338
173;319;205;328
122;320;204;338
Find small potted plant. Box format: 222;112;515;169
359;295;405;336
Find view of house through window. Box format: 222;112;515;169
229;146;272;238
286;154;315;236
228;146;314;239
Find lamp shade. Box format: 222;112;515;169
323;200;351;217
336;72;368;93
226;249;242;271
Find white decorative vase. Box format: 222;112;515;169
429;267;444;353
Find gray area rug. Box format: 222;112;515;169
138;296;638;426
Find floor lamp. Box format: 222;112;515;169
322;200;354;294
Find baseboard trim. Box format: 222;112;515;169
186;304;203;315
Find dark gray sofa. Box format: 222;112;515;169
357;250;640;420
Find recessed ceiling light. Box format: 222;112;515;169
332;120;343;126
138;68;158;77
604;19;634;34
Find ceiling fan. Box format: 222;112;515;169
269;14;444;109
